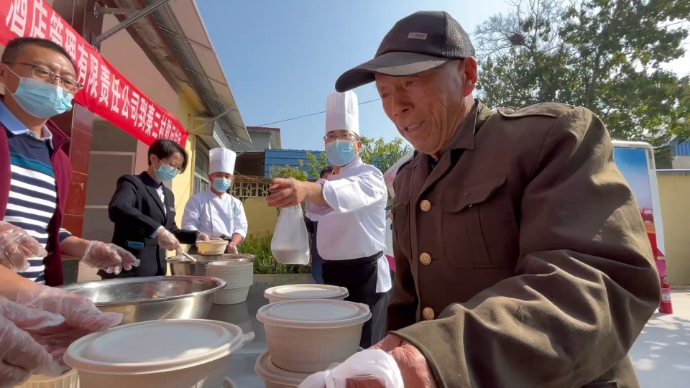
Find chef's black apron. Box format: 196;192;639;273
322;252;390;348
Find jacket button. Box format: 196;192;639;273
423;307;435;320
420;200;431;212
420;253;431;265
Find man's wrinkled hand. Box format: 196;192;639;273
267;178;306;208
347;334;437;388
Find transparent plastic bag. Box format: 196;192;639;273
298;350;403;388
271;206;310;265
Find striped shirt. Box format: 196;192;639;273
1;101;71;283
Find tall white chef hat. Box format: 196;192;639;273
325;91;360;136
209;148;236;175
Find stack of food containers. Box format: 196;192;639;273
207;261;254;305
255;296;371;388
63;319;253;388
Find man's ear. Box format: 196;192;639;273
461;58;478;96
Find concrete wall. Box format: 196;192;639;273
672;156;690;169
99;15;178;115
234;132;272;152
243;198;278;237
657;171;690;286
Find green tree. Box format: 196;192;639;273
269;160;308;181
305;151;329;179
359;137;412;173
475;0;690;144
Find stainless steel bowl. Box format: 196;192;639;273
59;276;226;325
167;254;256;277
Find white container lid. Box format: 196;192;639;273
255;351;311;386
65;319;254;374
264;284;349;301
257;299;371;329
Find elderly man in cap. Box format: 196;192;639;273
182;148;248;254
268;91;391;349
334;11;660;388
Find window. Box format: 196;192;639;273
193;140;210;194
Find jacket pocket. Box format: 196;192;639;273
442;176;508;268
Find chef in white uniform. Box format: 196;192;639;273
267;91;391;348
182;148;248;254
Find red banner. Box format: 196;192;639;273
0;0;188;146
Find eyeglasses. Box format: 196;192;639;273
324;132;358;142
4;62;83;94
156;156;184;174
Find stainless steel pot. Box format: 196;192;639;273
167;254;256;277
59;276;226;325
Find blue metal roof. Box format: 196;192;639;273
264;149;329;180
675;142;690;156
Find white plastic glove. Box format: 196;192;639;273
12;286;123;374
81;241;140;275
157;229;182;254
298;350;403;388
0;222;48;273
0;297;64;387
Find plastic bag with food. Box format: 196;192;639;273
271;206;310;265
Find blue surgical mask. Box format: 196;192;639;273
213;178;232;192
6;68;73;118
325;139;356;166
154;160;178;182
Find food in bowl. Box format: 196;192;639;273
196;240;229;255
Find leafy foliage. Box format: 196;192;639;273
360;137;412;174
239;233;310;274
269;160;308;181
475;0;690;144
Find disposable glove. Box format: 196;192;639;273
157;229;182;254
0;222;48;273
81;241;140;275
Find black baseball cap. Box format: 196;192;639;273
335;11;475;92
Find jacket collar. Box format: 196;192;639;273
139;171;163;188
447;99;493;151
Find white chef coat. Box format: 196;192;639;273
306;157;391;293
182;190;248;240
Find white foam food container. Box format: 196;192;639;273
256;299;370;373
264;284;349;304
254;351;311;388
213;287;250;305
64;319;254;388
15;370;79;388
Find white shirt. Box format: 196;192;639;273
182;190;248;239
306;158;391;293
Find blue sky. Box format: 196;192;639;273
197;0;689;151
